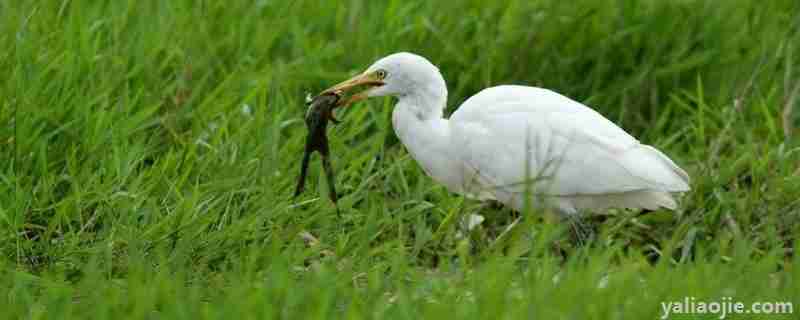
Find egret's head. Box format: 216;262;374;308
322;52;445;107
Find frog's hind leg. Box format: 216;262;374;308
294;148;313;197
320;153;338;204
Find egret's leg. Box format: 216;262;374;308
567;215;595;247
553;200;595;246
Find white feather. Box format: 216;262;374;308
353;53;690;216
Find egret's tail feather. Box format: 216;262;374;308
620;145;691;192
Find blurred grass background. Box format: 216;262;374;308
3;0;800;318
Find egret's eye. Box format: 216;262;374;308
375;69;388;80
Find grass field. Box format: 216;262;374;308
4;0;800;318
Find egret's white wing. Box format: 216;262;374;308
450;85;689;198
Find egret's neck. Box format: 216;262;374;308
395;80;447;121
392;79;448;145
391;83;465;194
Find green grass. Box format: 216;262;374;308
4;0;800;318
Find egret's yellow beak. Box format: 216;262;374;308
321;71;384;107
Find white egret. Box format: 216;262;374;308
323;52;690;218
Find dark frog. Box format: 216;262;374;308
293;92;342;204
